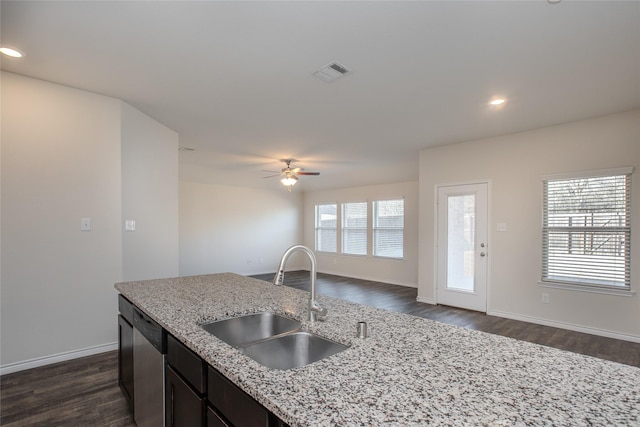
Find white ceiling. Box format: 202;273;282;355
2;1;639;192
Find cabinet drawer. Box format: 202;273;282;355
167;334;206;394
207;366;269;427
118;294;134;324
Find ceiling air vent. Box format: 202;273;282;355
313;61;351;82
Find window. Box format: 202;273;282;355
315;204;337;252
373;199;404;259
542;170;631;290
342;202;367;255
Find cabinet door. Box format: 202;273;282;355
166;365;205;427
208;366;270;427
118;315;134;413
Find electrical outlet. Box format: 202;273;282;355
542;293;550;304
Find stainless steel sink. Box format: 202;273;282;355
202;312;300;347
202;312;349;369
239;331;348;370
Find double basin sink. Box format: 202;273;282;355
202;312;348;370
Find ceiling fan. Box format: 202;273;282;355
263;159;320;191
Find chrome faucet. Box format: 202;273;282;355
273;245;327;322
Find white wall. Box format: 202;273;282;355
303;181;419;287
179;176;305;276
121;103;179;281
3;71;635;374
1;72;123;367
419;110;640;341
0;73;181;372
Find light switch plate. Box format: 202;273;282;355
81;217;91;231
125;219;136;231
497;223;507;232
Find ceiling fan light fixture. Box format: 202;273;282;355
280;175;298;187
265;159;318;192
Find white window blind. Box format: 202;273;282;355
373;199;404;259
315;204;337;253
342;202;367;255
542;172;631;289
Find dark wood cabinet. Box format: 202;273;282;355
166;365;206;427
208;366;273;427
166;334;206;427
166;336;288;427
118;296;135;413
167;334;206;393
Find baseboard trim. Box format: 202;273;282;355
0;342;118;376
488;310;640;344
317;269;418;289
416;296;436;305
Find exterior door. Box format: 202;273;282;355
436;183;488;312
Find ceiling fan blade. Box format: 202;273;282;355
297;172;320;176
290;167;302;174
261;170;280;173
262;174;281;178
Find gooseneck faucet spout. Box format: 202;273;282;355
273;245;327;322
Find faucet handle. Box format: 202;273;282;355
309;300;327;321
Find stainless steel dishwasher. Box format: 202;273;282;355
133;307;166;427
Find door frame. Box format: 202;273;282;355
433;179;492;312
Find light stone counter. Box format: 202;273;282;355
115;273;640;426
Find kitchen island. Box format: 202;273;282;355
116;273;639;426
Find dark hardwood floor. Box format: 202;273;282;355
1;271;638;426
0;351;134;427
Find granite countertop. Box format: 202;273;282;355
115;273;640;426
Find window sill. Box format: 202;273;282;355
372;256;404;262
539;281;635;297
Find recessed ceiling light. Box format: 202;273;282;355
0;47;24;58
489;98;506;106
